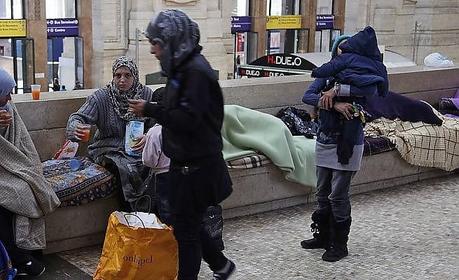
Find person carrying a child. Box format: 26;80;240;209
300;26;388;262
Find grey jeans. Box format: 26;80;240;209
315;166;355;222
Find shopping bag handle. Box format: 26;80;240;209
134;195;152;214
123;213;146;228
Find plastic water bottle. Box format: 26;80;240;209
69;158;82;171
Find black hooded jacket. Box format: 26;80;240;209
143;50;224;163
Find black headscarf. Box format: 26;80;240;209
145;9;201;76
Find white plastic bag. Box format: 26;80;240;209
424;52;454;68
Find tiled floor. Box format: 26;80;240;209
42;175;458;280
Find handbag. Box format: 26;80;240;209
93;209;178;280
202;205;225;251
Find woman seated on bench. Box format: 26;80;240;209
66;56;161;210
0;68;61;277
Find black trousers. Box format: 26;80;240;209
169;156;232;280
0;206;31;265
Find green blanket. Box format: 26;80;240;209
222;105;317;188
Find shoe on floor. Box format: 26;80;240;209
213;259;236;280
16;257;45;277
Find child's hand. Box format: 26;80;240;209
319;88;336;110
333;102;354;120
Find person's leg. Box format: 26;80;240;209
0;207;30;265
301;166;333;249
168;169;204;280
322;169;354;262
329;169;353;223
173;213;204;280
201;224;228;272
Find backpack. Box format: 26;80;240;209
0;241;16;280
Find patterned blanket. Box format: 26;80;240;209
365;111;459;171
43;158;115;207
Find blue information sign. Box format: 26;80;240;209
231;16;251;34
316;15;334;30
47;18;79;37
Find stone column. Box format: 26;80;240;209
78;0;93;88
251;0;268;58
26;0;48;91
126;0;157;83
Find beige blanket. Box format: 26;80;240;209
0;104;60;250
365;109;459;172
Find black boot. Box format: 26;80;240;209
322;218;351;262
300;211;330;249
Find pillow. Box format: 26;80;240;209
43;158;115;207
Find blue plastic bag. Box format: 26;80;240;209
0;241;16;280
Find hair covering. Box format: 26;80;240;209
331;34;351;58
105;56;145;121
145;9;201;76
0;68;15;110
339;26;383;61
0;68;15;97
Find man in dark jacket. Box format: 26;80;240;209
129;10;235;280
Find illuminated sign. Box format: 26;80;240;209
316;15;334;30
266;15;302;30
47;19;79;37
238;67;305;78
0;19;27;38
231;16;251;33
250;53;316;71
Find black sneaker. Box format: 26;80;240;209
16;257;45;277
213;259;236;280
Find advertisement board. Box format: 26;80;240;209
0;19;27;38
266;15;302;30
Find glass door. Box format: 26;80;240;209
12;38;34;93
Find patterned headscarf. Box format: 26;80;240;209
0;68;15;110
145;9;201;76
106;56;145;121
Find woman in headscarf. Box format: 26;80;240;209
128;10;235;280
0;68;61;277
67;56;161;210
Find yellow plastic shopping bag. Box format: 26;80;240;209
93;211;178;280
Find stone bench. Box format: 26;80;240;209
11;66;459;253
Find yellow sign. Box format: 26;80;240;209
0;19;27;38
266;16;302;30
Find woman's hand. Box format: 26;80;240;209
319;88;336;110
131;135;146;152
333;102;354;120
72;123;89;141
0;110;12;127
128;99;147;117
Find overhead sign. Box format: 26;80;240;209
231;16;251;33
238;65;309;78
266;15;302;30
250;53;316;71
0;19;27;38
47;18;79;37
316;15;334;30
